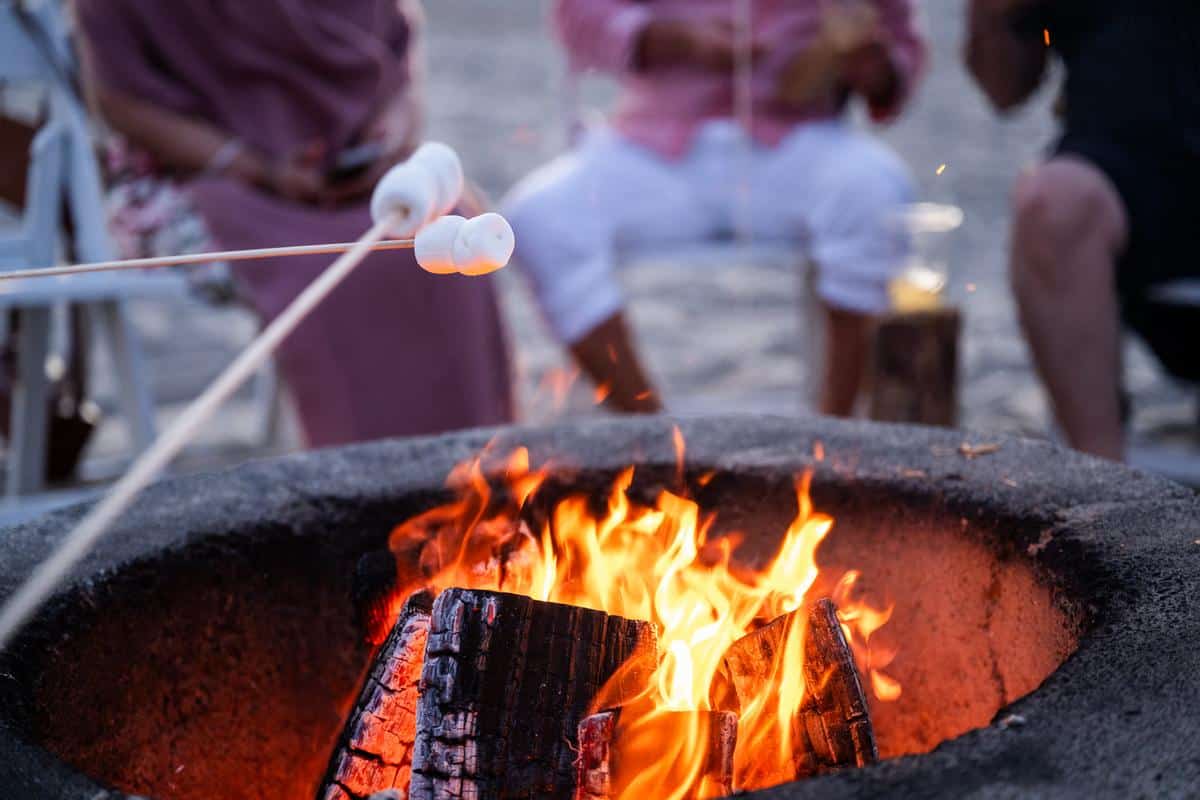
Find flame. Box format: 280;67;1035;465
832;570;902;703
386;436;897;797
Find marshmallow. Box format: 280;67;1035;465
370;161;439;238
452;213;515;276
413;215;467;275
411;142;465;217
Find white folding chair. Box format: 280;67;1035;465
0;1;289;501
0;0;188;497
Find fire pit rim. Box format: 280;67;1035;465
0;414;1196;800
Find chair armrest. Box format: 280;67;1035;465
0;232;33;266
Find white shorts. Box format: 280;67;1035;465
502;119;916;344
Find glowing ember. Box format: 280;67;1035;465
385;431;898;797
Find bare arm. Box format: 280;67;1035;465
775;0;925;121
91;83;332;204
965;0;1049;111
74;0;326;203
90;83;260;182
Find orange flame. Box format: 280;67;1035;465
386;436;896;797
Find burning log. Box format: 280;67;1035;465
319;591;435;800
410;588;657;800
721;598;877;785
868;308;961;427
575;708;737;800
799;598;877;772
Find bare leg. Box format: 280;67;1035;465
1010;158;1129;460
819;305;871;416
569;312;662;413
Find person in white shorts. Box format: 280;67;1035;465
504;0;925;414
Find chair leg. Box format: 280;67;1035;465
7;306;52;498
95;300;156;453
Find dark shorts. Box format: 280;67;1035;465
1056;135;1200;381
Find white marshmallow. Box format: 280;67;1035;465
411;142;465;217
370;161;439;237
413;215;467;275
452;213;515;276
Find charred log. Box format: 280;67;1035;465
410;588;657;800
721;598;876;783
799;598;877;772
318;591;435;800
354;549;404;645
575;708;737;800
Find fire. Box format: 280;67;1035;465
386;432;898;797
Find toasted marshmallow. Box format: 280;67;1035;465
370;161;438;238
411;142;465;217
452;213;515;276
413;215;467;275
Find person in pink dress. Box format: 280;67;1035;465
74;0;513;447
504;0;925;415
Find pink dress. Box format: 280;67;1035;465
75;0;513;447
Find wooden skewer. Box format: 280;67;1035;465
0;238;417;282
0;214;398;652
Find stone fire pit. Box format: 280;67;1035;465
0;415;1196;799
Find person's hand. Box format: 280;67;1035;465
637;18;748;73
323;151;399;207
774;40;841;109
266;158;329;206
775;1;893;109
839;40;899;105
241;139;330;205
325;93;421;205
822;0;883;55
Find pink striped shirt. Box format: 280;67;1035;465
554;0;925;158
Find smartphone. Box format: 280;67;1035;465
326;141;384;184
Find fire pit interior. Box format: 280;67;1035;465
1;416;1194;800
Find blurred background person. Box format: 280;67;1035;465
967;0;1200;460
503;0;924;416
73;0;513;448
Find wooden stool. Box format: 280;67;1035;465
867;307;962;427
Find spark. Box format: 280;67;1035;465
936;164;947;176
1043;28;1051;46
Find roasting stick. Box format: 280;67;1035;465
0;239;419;282
0;138;515;651
0;214;396;651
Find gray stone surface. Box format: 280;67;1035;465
0;415;1198;799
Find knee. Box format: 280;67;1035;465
1010;161;1127;291
845;138;916;203
501;169;587;281
812;140;917;231
500;168;622;344
501;171;565;245
865;145;917;206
